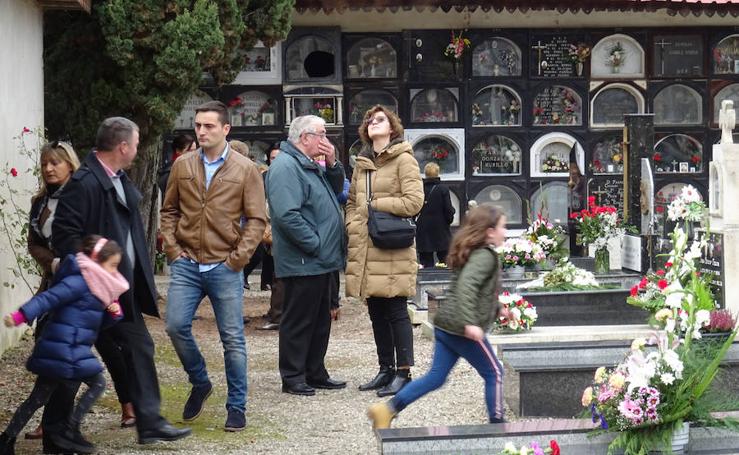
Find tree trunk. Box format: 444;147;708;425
128;140;162;266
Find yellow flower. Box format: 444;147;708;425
631;338;646;351
594;367;607;381
581;386;593;406
655;308;672;322
609;373;625;391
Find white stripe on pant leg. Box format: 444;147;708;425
476;339;504;419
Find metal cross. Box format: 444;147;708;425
590;187;607;205
655;38;671;76
532;40;547;76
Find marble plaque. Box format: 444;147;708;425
653;134;703;174
530;34;577;78
471;85;521;126
471;135;522;175
653;35;704;77
591;34;644;78
472;38;522;77
473;185;522;224
591;86;640;126
175;91;213;129
654;84;703;125
346;38;397;79
698;232;724;308
410;88;458;123
587;177;625;217
532;85;582;126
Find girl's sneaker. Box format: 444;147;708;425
367;402;396;430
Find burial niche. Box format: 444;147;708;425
175;91;213;129
227;90;278;127
346;38;397;79
590;84;643;127
530;132;584;177
472;38;522;77
713;34;739;75
590;134;625;174
655;182;703;235
471;85;522;126
347;90;398;125
532;85;582;126
410;88;459;123
473;185;523;224
530;182;570;224
471;135;523;175
654;84;703;126
591;34;645;78
285;35;336;81
412;135;461;177
713;84;739;124
653;134;703;174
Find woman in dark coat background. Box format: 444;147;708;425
415;162;455;268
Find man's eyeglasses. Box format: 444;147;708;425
365;116;388;125
305;132;327;139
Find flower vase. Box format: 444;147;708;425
576;61;584;76
648;422;690;455
612;64;621;74
523;265;538;280
504;265;524;279
594;248;610;274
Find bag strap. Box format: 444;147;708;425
365;170;373;203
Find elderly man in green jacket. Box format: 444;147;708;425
267;115;347;396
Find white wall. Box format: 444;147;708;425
0;0;45;355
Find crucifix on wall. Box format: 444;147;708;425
654;38;672;76
532;40;548;76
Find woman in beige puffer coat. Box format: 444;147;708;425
346;105;424;397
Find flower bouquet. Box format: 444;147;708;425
541;155;569;173
430;144;450;161
496;238;546;268
495;292;537;332
568;43;591;63
499;439;560;454
541;260;600;290
607;41;625;73
666;185;705;223
569;196;626;252
524;214;567;262
444;30;471;60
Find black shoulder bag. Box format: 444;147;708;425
365;170;416;249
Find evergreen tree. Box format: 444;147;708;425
44;0;293;256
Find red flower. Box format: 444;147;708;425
10;168;18;177
550;440;560;455
570;212;579;219
657;279;668;290
665;261;673;268
656;270;665;276
630;286;639;297
21;127;30;134
655;205;665;214
653;152;662;162
691;154;701;165
638;278;648;289
588;195;596;208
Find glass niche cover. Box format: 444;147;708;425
590;85;642;127
713;83;739;123
289;96;341;125
285;35;336;82
226;91;278;127
472;185;523;224
406;129;465;180
471;135;523;176
713;34;739;75
653;134;703;174
347;90;398;125
530;182;570;224
471;85;522;127
590;135;624;174
346;38;397;79
654;84;703;126
532;85;582;126
472;38;522;77
410;88;459;123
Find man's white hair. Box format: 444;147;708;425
288;115;325;143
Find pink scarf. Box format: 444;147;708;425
76;253;130;307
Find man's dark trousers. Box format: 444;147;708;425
279;273;334;385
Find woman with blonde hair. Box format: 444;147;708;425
345;105;424;397
415;162;455;268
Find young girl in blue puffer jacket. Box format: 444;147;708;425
1;235;129;455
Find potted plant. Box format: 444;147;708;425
701;309;737;343
496;237;546;279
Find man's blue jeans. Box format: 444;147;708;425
165;259;247;412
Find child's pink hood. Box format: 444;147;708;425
76;253;129;306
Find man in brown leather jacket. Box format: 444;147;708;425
160;101;266;432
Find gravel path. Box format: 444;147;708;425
1;275;513;454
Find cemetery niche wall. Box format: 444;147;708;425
171;27;739;234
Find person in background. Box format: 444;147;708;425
161;101;266;431
415;162;455;268
267;115;347;396
158;134;196;198
345;105;424;398
368;205;508;429
257;143;282;331
1;235;128;454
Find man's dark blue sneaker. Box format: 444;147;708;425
182;382;212;421
224;408;246;432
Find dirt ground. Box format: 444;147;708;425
0;275;514;454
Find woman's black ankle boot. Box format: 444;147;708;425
358;366;395;391
0;432;16;455
377;368;412;397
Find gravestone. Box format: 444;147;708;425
587;177;624;216
708;100;739;315
530;34;579;78
652;34;704;77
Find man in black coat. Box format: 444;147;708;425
48;117;191;447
